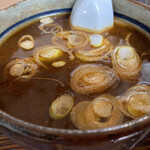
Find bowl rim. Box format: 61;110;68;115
0;110;150;137
129;0;150;10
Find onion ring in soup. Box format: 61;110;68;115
70;95;123;130
39;23;63;35
51;31;89;49
111;45;142;82
18;35;34;50
70;101;90;130
33;45;74;69
4;58;38;78
49;94;74;120
117;84;150;118
70;64;119;94
75;37;113;62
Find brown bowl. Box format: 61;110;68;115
0;0;150;149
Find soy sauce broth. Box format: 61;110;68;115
0;13;149;129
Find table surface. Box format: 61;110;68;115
0;0;149;149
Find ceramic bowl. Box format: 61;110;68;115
0;0;150;149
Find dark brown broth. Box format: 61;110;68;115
0;14;150;129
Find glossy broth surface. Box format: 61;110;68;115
0;13;150;129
